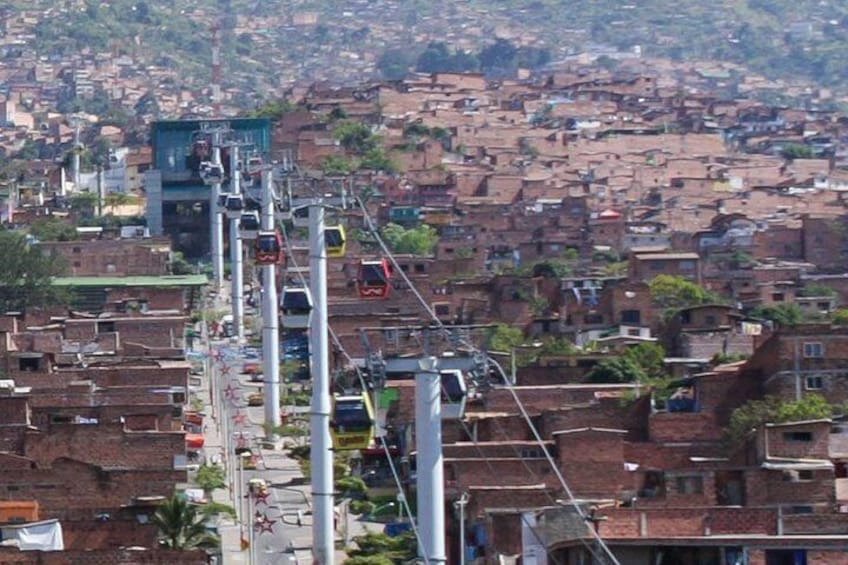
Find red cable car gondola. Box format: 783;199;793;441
357;258;392;299
255;230;283;265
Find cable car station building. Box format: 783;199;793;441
145;118;271;258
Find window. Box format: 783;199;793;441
788;505;813;515
783;431;813;442
433;303;450;317
817;301;830;311
676;475;704;495
414;264;426;274
679;260;695;271
584;313;603;324
805;376;824;390
783;470;814;482
621;309;641;324
96;321;116;334
803;342;824;358
18;357;40;372
72;247;81;254
705;315;717;326
772;293;785;302
650;260;664;271
520;448;544;458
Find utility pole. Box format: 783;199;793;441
96;164;104;216
367;346;481;564
210;132;225;288
309;201;334;564
261;168;281;439
71;116;81;192
455;493;469;565
229;145;245;343
416;356;447;563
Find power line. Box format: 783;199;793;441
351;194;622;565
276;211;430;564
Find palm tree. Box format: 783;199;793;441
152;494;220;551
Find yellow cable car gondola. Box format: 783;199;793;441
330;393;375;451
325;225;346;258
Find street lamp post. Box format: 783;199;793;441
454;493;469;565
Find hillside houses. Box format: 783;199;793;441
7;63;848;563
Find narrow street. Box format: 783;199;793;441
194;287;367;564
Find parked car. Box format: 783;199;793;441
242;361;261;375
248;392;264;406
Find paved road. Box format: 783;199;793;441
195;287;371;564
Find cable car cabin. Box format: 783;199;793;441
199;162;224;185
216;194;229;213
291;206;309;228
357;259;392;299
324;225;346;258
440;369;467;420
331;394;375;451
246;156;263;175
255;230;283;265
224;195;244;220
239;212;260;240
280;286;312;329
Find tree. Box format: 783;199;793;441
749;303;805;327
377;49;414;81
380;223;438;255
334;121;378;154
344;531;417;563
194;464;226;500
247;98;295;121
832;309;848;325
479;38;518;75
0;231;68;313
359;147;395;173
104;192;131;214
725;394;834;446
28;218;78;242
622;342;667;380
415;41;452;73
170;251;194;275
152;494;219;551
649;274;716;309
585;357;647;384
69;192;99;219
487;324;524;352
321;155;355;176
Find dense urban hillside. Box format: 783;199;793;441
5;0;848;99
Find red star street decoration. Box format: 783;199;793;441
253;513;276;534
231;411;247;427
252;488;271;505
211;349;223;362
223;384;239;401
218;362;232;377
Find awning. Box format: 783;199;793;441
762;459;833;471
185;434;205;449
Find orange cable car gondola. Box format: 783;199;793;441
357;258;392;299
255;230;283;265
